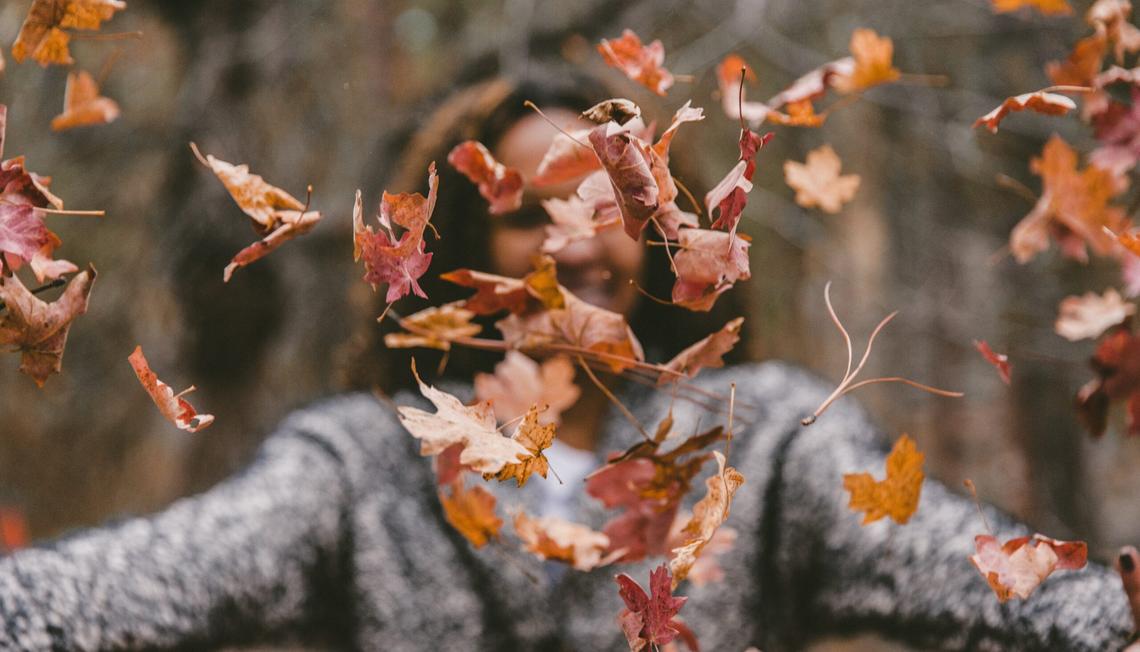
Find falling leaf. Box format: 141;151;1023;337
974;340;1012;385
992;0;1073;15
783;144;861;214
127;345;214;433
614;565;696;651
482;405;556;487
1009;135;1126;263
533;129;600;187
970;534;1087;601
671;229;751;312
833;29;901;93
706;129;773;235
191;143;322;282
447;140;524;215
668;451;745;587
973;91;1077;134
582;98;642;125
1048;31;1107;87
12;0;126;66
50;70;120;132
541;195;619;254
587;120;659;240
354;164;438;302
383;302;481;351
513;512;618;571
0;265;95;387
660;317;743;384
439;478;502;548
1089;0;1140;62
1075;325;1140;436
474;351;580;424
587;427;726;562
1056;289;1136;341
441;268;530;316
397;361;541;476
843;433;925;525
597;29;674;96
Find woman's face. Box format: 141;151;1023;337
489;110;645;315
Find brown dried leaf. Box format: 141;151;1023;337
1055;288;1136;341
128;345;214;432
50;70;120;132
0;265;95;386
783;144;860;214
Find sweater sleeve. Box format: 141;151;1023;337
756;367;1135;651
0;416;354;650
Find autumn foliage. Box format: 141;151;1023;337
6;3;1140;648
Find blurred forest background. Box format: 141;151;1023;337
0;0;1135;649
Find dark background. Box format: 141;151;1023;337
0;0;1133;649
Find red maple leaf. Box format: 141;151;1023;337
614;564;698;651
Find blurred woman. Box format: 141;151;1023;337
0;67;1135;651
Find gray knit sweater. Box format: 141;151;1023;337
0;362;1133;650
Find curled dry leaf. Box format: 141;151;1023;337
50;70;120;132
992;0;1073;15
843;433;924;525
474;351;580;424
353;164;438;302
668;451;745;587
671;229;751;312
13;0;126;66
973;91;1076;134
970;534;1087;602
706;129;773;235
446;140;524;215
439;478;502;548
191;143;322;282
597;29;674;96
974;340;1012;385
582;99;642;126
383;302;481;351
1010;135;1126;264
660;317;743;384
1075;325;1140;437
783;144;861;214
614;565;697;652
513;511;617;571
587;121;659;240
0;265;95;387
127;345;214;433
1055;288;1136;341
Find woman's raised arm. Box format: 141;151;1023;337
749;363;1136;650
0;408;360;650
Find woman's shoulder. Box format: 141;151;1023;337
268;389;426;488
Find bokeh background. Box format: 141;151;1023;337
0;0;1136;649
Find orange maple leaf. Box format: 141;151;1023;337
513;512;617;571
843;433;924;525
597;29;674;96
835;28;901;93
383;302;481;352
12;0;126;67
1010;135;1127;263
668;451;745;587
51;70;121;132
783;144;861;213
439;478;501;548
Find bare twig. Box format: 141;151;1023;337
801;282;963;425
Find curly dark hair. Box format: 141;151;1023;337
341;62;754;392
